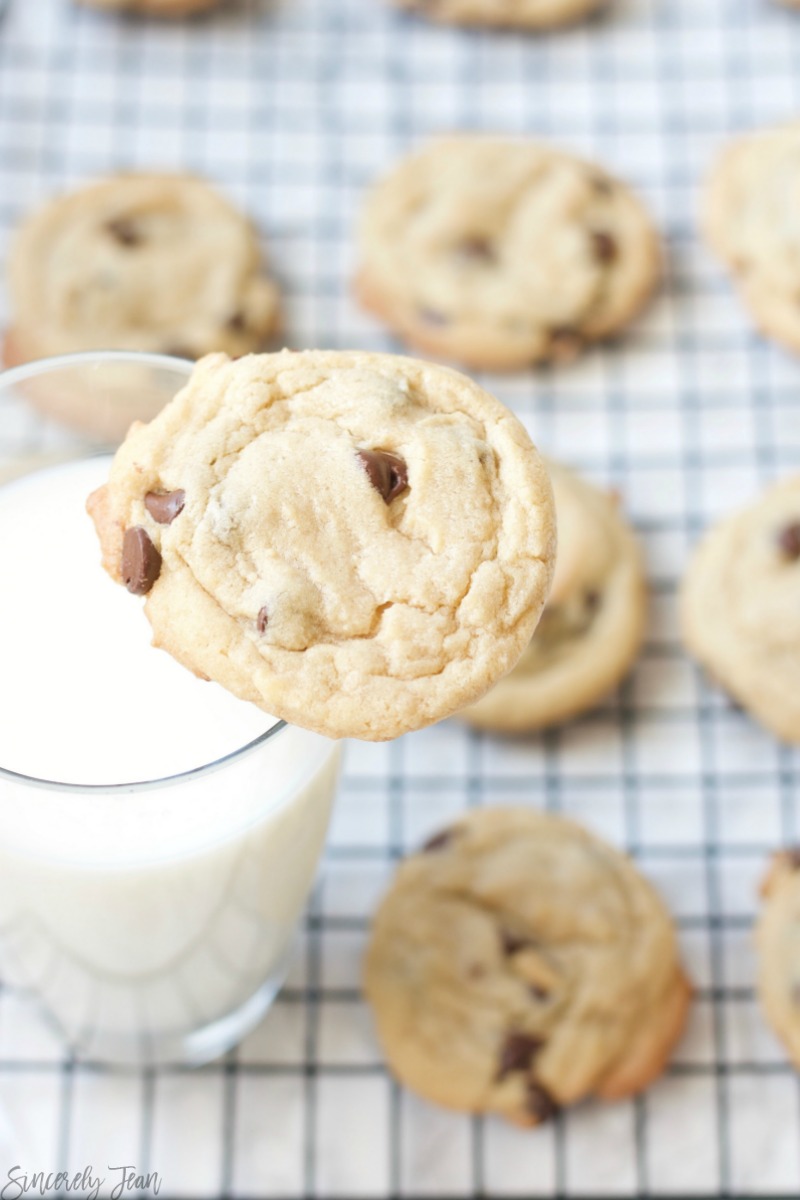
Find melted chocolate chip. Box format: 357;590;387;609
529;984;551;1001
501;930;536;956
144;489;185;525
496;1033;544;1081
106;217;142;248
456;235;496;264
548;326;585;363
418;307;449;326
584;589;602;614
526;1082;559;1124
591;230;618;264
257;606;269;634
357;449;409;504
421;827;458;853
121;527;161;595
784;847;800;870
778;522;800;561
227;310;247;333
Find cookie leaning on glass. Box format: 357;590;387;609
462;461;646;732
356;137;661;371
364;808;691;1127
87;350;556;741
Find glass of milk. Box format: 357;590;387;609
0;353;342;1066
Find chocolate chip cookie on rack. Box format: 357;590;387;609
88;350;556;741
462;460;647;732
356;137;661;371
757;849;800;1070
392;0;609;30
5;174;280;439
76;0;223;14
680;476;800;744
703;122;800;356
364;808;691;1126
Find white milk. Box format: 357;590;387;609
0;458;341;1063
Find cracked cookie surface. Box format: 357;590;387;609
392;0;609;30
356;137;660;371
6;173;280;366
681;476;800;744
704;123;800;355
88;350;556;741
462;461;646;732
758;850;800;1068
364;807;690;1126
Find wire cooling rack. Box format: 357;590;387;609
2;0;800;1195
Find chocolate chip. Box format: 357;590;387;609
526;1082;558;1124
144;489;185;525
227;310;247;333
106;217;142;248
590;173;614;196
590;230;618;264
496;1032;544;1081
357;449;409;504
501;930;536;956
257;606;269;634
455;235;496;264
778;522;800;561
421;827;458;853
547;326;584;364
121;527;161;595
784;848;800;870
418;307;449;326
529;984;551;1001
584;589;602;614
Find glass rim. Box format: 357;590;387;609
0;348;197;389
0;349;291;795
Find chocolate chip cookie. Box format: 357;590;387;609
462;461;646;732
88;350;556;741
5;174;280;436
392;0;609;30
76;0;222;14
703;122;800;355
356;137;661;371
681;476;800;744
364;808;691;1126
758;850;800;1068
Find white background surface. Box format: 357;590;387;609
1;0;800;1195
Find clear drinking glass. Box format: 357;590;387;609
0;353;342;1067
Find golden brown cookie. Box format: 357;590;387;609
757;849;800;1067
76;0;222;15
462;461;646;732
88;351;556;741
393;0;609;30
681;476;800;744
703;122;800;355
364;808;691;1126
356;137;661;371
